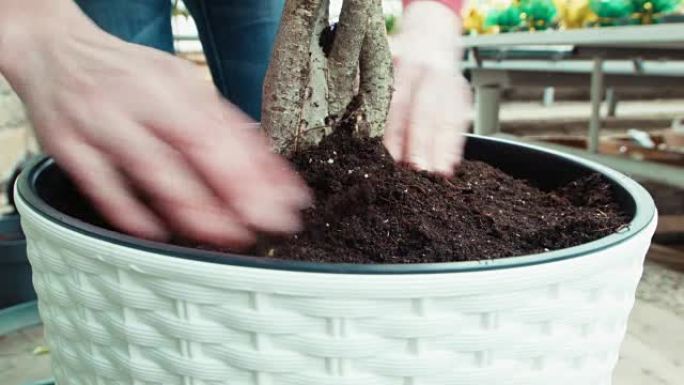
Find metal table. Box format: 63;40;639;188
462;24;684;187
463;24;684;146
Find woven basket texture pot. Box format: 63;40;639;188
16;136;656;385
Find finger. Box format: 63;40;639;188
49;136;169;241
75;113;255;246
431;77;469;175
151;100;309;234
156;202;255;247
384;62;422;162
216;105;312;208
405;70;437;171
432;120;465;176
251;145;313;208
184;131;306;233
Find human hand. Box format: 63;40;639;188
0;3;310;247
384;1;471;175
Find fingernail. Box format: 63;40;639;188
435;156;458;176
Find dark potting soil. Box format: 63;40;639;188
47;129;629;264
245;129;630;264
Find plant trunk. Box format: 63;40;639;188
299;0;332;149
327;0;370;118
262;0;325;153
262;0;394;154
358;0;393;137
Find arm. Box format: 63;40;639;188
384;0;471;175
0;1;87;82
0;0;310;246
403;0;462;13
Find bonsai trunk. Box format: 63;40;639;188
262;0;393;154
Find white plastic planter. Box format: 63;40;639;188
16;136;656;385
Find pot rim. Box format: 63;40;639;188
16;135;656;275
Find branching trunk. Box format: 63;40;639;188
358;0;393;137
262;0;394;154
327;0;370;117
262;0;324;153
299;0;332;149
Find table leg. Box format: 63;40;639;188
588;57;604;153
475;85;501;136
606;88;618;117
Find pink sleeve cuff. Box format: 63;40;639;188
403;0;462;14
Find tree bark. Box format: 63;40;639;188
358;0;393;137
262;0;324;153
298;0;332;151
326;0;370;118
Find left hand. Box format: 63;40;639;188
384;1;471;176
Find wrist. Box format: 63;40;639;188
0;3;24;76
402;1;461;46
397;1;463;71
0;1;91;82
403;1;461;32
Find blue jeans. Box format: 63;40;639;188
75;0;285;120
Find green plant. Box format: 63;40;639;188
385;14;398;34
520;0;558;29
485;5;524;32
631;0;681;23
632;0;680;13
590;0;633;22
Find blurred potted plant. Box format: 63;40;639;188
590;0;636;25
485;3;525;32
520;0;559;30
656;0;684;22
631;0;681;23
555;0;599;28
0;161;35;309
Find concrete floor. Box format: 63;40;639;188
617;261;684;384
2;73;683;385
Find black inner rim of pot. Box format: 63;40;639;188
17;136;655;274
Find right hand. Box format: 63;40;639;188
0;2;311;247
384;1;471;176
